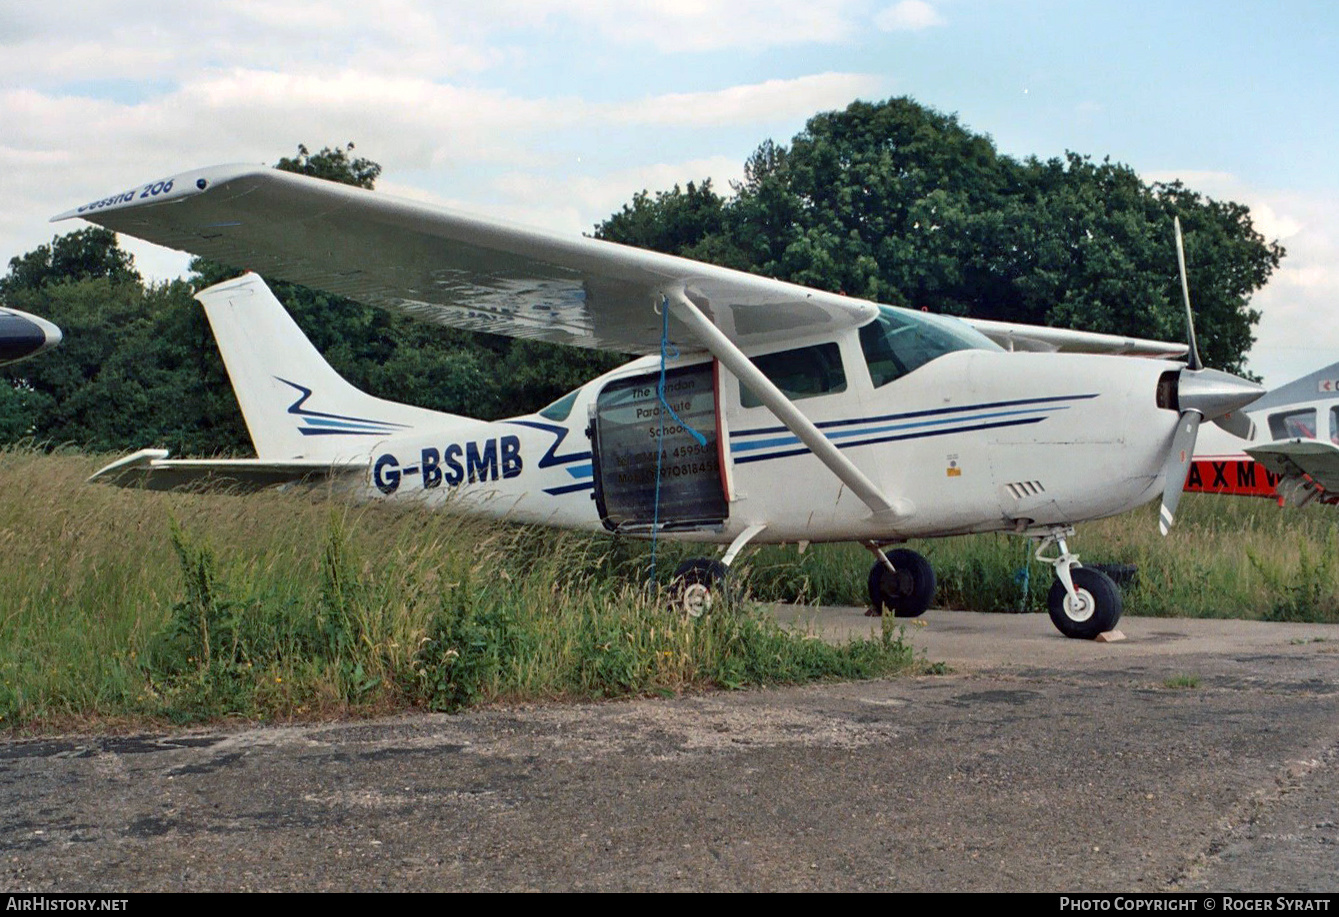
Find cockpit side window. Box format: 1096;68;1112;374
1268;408;1317;440
859;305;999;388
739;342;846;409
1264;406;1317;439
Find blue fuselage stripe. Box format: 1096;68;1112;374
730;393;1097;438
730;405;1064;454
732;417;1046;465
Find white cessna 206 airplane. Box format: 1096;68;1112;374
58;166;1264;639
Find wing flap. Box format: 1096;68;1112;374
963;317;1189;358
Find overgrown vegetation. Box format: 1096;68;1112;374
4;449;1338;731
739;492;1339;624
0;449;913;729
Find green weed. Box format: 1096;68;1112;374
4;449;1339;729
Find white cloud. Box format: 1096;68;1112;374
609;73;885;127
0;1;869;89
2;59;877;284
1230;191;1339;388
568;0;865;51
873;1;946;32
480;156;745;235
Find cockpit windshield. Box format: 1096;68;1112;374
859;306;1001;388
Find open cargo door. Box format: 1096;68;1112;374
590;362;728;533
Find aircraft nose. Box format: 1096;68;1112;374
0;309;62;365
1175;366;1264;421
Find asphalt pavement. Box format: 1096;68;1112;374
2;607;1336;892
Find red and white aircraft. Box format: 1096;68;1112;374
1188;361;1339;507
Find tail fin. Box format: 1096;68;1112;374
197;272;459;462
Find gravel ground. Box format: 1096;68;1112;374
2;608;1335;892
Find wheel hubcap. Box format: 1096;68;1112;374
882;569;913;599
681;583;713;618
1063;587;1096;622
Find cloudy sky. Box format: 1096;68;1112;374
3;0;1334;386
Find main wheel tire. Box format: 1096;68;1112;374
671;558;729;618
1047;566;1123;639
867;549;936;618
1086;562;1138;589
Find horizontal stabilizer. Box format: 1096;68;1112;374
89;448;363;494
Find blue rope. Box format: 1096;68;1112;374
1012;538;1032;611
649;296;708;586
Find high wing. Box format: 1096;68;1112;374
56;164;1186;358
54;164;877;355
1245;439;1339;505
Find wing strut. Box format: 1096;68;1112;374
663;289;906;521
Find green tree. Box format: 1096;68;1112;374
275;142;381;189
595;97;1283;375
0;271;250;453
0;227;140;296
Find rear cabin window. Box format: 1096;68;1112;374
538;389;580;422
739;342;846;409
859;305;999;388
1268;408;1317;439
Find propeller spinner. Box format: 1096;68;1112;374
1157;217;1264;534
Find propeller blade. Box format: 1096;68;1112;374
1160;411;1202;536
1213;409;1256;440
1174;216;1202;372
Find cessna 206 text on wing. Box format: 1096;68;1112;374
57;166;1263;638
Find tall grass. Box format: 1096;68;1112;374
0;450;913;728
4;448;1336;729
738;493;1339;622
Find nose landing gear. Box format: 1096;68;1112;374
1034;528;1123;639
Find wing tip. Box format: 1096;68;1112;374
51;162;273;224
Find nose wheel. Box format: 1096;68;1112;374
866;547;936;617
1034;529;1123;639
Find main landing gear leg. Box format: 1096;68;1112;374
865;542;936;618
1033;527;1122;639
671;524;766;618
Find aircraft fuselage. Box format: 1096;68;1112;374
359;333;1179;544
